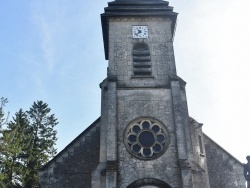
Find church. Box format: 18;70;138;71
39;0;245;187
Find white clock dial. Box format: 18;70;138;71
132;26;148;39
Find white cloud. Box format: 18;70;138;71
30;1;63;73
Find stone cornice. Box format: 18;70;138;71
101;0;178;60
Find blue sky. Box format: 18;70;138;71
1;0;250;162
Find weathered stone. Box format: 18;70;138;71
39;0;245;187
39;120;101;188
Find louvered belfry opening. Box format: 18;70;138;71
133;43;151;76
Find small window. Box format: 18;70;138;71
133;43;151;76
198;135;204;154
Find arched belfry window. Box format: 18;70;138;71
133;43;151;76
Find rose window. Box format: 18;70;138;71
124;118;169;160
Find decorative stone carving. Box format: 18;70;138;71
124;117;170;160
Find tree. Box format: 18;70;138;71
23;101;58;187
0;97;10;188
0;100;58;188
0;97;9;129
0;109;29;188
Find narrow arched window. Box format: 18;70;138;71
133;43;151;76
198;135;204;154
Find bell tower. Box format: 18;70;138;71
38;1;246;187
96;0;210;187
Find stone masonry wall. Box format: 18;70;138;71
117;88;181;188
189;118;210;188
108;17;176;88
204;134;245;188
39;122;100;188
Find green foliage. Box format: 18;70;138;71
0;97;9;128
23;101;58;187
0;100;58;188
0;97;9;188
0;109;28;187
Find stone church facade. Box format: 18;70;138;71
39;0;245;187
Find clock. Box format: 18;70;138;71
132;26;148;39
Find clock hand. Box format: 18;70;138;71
134;29;141;36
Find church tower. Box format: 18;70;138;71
96;0;210;187
39;1;246;187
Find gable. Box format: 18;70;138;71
204;134;245;187
39;117;101;187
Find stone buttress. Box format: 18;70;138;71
93;0;210;187
39;1;245;187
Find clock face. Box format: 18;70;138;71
132;26;148;39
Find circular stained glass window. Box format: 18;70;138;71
124;117;169;160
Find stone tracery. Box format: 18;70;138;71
124;118;169;160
